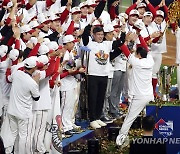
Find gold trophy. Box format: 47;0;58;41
168;0;180;31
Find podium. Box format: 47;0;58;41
146;103;180;154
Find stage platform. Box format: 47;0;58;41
62;120;117;154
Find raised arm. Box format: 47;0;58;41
82;24;92;46
94;0;106;18
145;0;156;18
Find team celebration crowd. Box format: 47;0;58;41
0;0;179;153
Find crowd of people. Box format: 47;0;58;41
0;0;179;153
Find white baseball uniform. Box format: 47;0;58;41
60;50;78;132
150;20;167;79
0;59;11;119
116;50;154;145
32;70;51;154
6;70;40;154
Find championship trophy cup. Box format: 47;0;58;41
158;66;175;101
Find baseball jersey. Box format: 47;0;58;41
175;27;180;64
140;24;154;39
80;17;89;29
7;70;40;119
125;22;136;34
114;53;127;72
125;21;140;50
140;24;154;51
0;59;11;99
127;53;154;96
60;50;78;91
99;10;111;25
32;70;52;110
150;21;167;53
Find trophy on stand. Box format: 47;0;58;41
158;66;175;101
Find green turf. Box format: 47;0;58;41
80;0;132;13
119;0;132;13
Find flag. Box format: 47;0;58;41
45;83;63;154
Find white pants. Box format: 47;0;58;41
72;83;80;124
61;88;77;132
0;87;2;116
6;114;32;154
119;95;153;136
151;53;162;79
33;110;48;153
177;65;180;99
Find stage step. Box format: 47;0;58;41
62;119;125;153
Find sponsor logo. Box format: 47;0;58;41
155;118;173;137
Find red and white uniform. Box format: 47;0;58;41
0;59;11;116
116;44;154;145
150;20;167;78
32;56;56;153
6;70;40;154
60;50;78;132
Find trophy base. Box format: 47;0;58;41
161;94;170;102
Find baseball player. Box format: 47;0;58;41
32;44;58;154
125;0;156;19
6;56;40;154
0;45;9;118
150;8;168;97
116;33;154;146
60;35;85;135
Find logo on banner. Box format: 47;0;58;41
50;115;62;153
155;118;173;137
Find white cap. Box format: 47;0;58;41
7;1;13;8
29;20;39;29
87;0;97;6
0;45;8;58
42;38;51;46
28;37;38;45
137;3;146;8
144;11;153;17
38;55;49;65
112;19;122;27
129;9;139;16
59;6;66;14
79;1;88;8
47;41;59;51
134;20;145;30
156;10;164;17
48;12;58;21
103;24;114;33
20;25;31;33
44;11;50;18
92;19;102;26
24;56;39;68
9;49;19;61
71;7;81;14
38;45;49;55
118;13;128;20
63;35;75;44
37;14;46;24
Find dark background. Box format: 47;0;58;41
132;0;174;6
60;0;175;15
